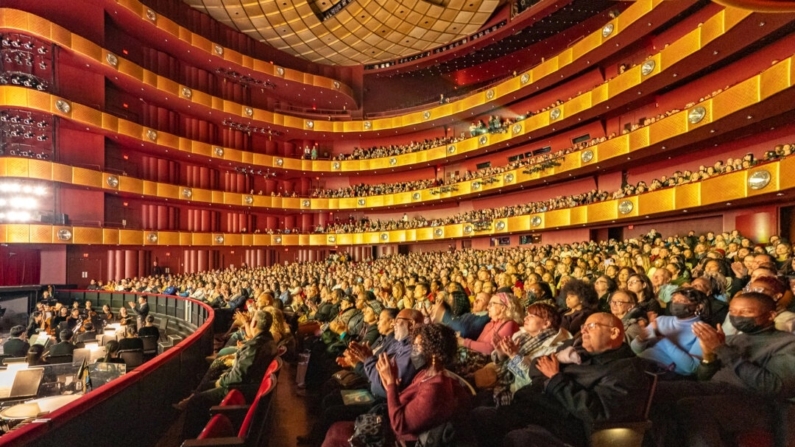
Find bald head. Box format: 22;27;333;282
581;312;624;354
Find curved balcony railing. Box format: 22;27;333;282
0;290;214;447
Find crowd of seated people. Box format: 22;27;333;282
305;143;791;235
76;223;795;446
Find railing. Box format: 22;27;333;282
0;290;215;447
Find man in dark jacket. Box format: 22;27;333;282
473;312;652;447
662;292;795;446
47;330;76;357
128;295;150;330
179;310;277;438
3;325;29;357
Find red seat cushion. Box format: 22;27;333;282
198;414;235;439
237;394;261;439
220;389;246;406
265;358;279;376
736;430;774;447
256;374;273;396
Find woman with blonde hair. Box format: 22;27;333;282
458;292;522;355
263;306;290;344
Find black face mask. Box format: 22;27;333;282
729;315;767;334
526;292;537;303
669;302;696;319
410;350;427;370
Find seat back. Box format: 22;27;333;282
197;414;235;440
443;370;476;396
219;389;247;407
237;374;278;443
264;358;281;377
118;350;144;369
100;334;117;347
589;371;659;447
46;354;74;365
158;317;169;340
140;335;159;354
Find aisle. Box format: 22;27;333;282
270;361;316;447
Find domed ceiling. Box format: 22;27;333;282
183;0;503;66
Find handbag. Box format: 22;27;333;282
334;370;370;389
472;362;499;389
349;403;391;447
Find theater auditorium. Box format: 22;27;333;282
2;0;795;445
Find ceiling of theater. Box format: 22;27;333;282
183;0;502;66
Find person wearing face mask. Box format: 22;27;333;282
322;323;470;447
721;275;795;335
631;287;709;376
661;292;795;446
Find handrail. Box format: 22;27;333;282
0;290;215;447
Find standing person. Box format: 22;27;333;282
128;295;150;330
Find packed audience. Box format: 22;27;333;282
75;225;795;446
300;143;791;235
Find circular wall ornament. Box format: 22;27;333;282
215;235;224;244
486;89;495;100
146;129;157;141
688;106;707;124
214;44;224;55
380;233;389;241
602;23;615;38
641;60;656;76
145;8;157;21
182;188;193;199
333;81;340;89
57;229;72;241
520;73;530;85
389;158;397;166
581;150;594;163
550;108;561;120
447;145;456;154
496;221;506;231
55;100;71;114
364;121;372;130
434;228;443;237
214;146;224;157
357;199;366;206
147;233;158;243
306;120;314;129
274;236;282;244
464;225;473;234
275;158;284;166
276;67;285;76
512;123;522;134
106;175;119;188
618;200;634;214
244;195;254;205
505;173;515;183
412;192;421;200
181;87;193;99
531;216;542;227
479;135;488;145
328;235;336;243
302;199;310;207
423;111;431;120
748;170;772;190
244;107;253;117
106;53;119;68
333;161;341;170
472;181;481;190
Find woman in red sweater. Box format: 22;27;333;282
322;323;470;446
458;292;522;355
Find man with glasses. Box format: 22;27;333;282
473;312;652;447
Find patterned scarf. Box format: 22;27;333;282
493;327;558;406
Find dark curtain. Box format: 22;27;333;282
0;246;41;286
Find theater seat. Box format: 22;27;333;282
589;372;658;447
198;414;235;440
210;374;278;430
219;390;246;407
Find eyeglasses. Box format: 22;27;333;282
488;301;505;307
582;322;614;331
609;300;632;306
627;279;641;285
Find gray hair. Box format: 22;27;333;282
252;310;273;333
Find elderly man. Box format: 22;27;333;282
662;292;795;446
473;312;652;447
177;310;278;438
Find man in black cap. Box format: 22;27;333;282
3;325;30;357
